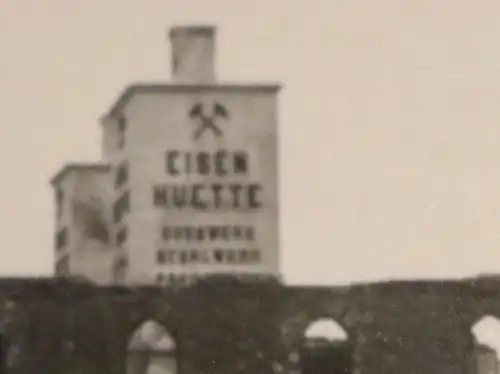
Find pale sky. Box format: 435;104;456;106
3;0;500;286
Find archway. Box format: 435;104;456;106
127;319;177;374
299;318;353;374
471;315;500;374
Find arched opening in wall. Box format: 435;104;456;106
471;315;500;374
298;318;353;374
127;319;177;374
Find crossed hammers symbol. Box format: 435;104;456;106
189;102;229;140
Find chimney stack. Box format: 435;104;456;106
169;25;216;84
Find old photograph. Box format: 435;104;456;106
1;1;500;374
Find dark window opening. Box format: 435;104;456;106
172;55;179;73
117;115;127;149
116;257;128;268
162;227;171;240
56;227;68;250
55;255;70;276
157;250;166;264
248;249;261;263
155;273;165;284
55;188;64;218
116;227;128;246
113;257;128;282
113;191;130;223
115;161;129;189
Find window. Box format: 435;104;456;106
55;255;70;276
113;191;130;223
117;114;126;149
115;161;129;189
166;250;175;264
113;257;128;282
157;250;166;264
248;249;261;263
172;55;179;73
116;226;128;246
55;188;64;218
162;226;172;240
56;227;67;250
116;257;128;268
155;273;165;284
179;251;188;265
167;273;176;285
156;250;175;265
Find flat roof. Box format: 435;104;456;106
50;162;111;187
100;82;282;123
169;25;216;38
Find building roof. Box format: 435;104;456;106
100;82;282;123
50;162;111;187
169;24;215;38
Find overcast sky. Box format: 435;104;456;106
2;0;500;286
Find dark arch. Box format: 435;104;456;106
470;315;500;374
126;319;177;374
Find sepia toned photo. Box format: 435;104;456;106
2;1;500;374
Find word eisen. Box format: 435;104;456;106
153;150;263;211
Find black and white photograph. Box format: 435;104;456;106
1;1;500;374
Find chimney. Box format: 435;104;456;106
169;25;216;84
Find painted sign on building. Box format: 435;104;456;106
151;97;277;272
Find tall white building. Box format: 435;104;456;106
50;25;282;286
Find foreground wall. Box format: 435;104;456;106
0;276;498;374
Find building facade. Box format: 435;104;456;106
50;25;282;286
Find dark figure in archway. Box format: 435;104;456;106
300;339;353;374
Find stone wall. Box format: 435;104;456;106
0;275;498;374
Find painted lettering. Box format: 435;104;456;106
164;150;249;176
152;183;263;211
